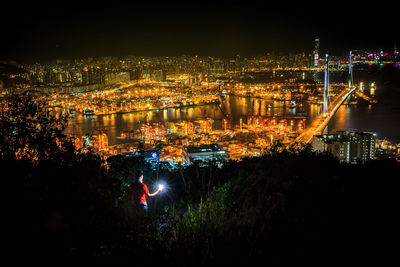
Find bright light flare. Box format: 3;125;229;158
158;184;164;191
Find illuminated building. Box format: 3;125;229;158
141;123;166;143
105;72;130;83
151;69;166;82
370;82;376;97
182;144;228;167
313;38;320;67
199;119;213;133
98;133;109;151
82;67;106;85
312;131;376;163
209;62;225;76
183;121;194;135
359;82;364;92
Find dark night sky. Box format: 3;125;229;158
2;0;399;62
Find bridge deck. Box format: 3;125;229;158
294;87;356;144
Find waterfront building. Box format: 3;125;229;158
312;131;376;163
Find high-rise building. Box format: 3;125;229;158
81;67;106;85
151;69;166;82
312;131;376;163
129;69;141;80
313;38;320;67
105;72;130;83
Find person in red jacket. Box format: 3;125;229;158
131;170;162;211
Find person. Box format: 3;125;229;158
131;170;162;211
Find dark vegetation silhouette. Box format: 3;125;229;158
2;94;399;266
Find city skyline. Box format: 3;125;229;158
2;1;400;265
2;1;399;62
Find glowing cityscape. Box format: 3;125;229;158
2;44;399;165
2;2;400;265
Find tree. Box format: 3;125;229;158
1;94;125;265
0;94;75;163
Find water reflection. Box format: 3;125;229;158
66;95;315;145
65;64;400;144
328;105;348;133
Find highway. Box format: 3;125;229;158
295;86;357;144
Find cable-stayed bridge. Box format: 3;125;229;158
294;86;356;144
294;51;358;145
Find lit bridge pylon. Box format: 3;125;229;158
323;54;329;117
347;50;357;103
294;50;357;145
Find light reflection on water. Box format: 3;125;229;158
66;65;400;145
65;95;316;146
327;64;400;142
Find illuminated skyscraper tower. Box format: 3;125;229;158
323;54;329;117
313;38;320;67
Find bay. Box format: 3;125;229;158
65;64;400;145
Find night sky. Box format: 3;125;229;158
2;0;399;62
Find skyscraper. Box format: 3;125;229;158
312;131;376;163
313;38;320;67
151;69;166;82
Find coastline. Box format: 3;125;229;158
57;99;221;117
